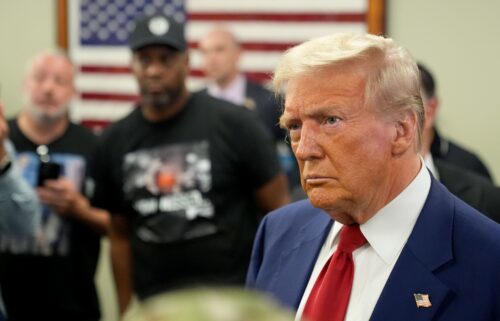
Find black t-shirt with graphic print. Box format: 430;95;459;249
92;92;282;299
0;120;101;321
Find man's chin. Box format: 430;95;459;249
306;189;342;210
143;93;172;109
27;104;68;124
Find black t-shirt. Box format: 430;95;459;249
0;120;101;321
93;92;281;299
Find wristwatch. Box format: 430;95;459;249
0;153;12;176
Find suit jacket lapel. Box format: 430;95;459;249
272;211;333;309
370;178;455;321
369;247;451;321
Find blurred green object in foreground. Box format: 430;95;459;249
125;287;295;321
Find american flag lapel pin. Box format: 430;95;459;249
413;293;432;308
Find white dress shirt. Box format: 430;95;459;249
295;161;431;321
207;74;247;106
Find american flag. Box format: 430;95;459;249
67;0;373;132
414;293;432;308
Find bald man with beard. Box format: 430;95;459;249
0;51;109;321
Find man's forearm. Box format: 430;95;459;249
71;195;110;234
110;216;133;316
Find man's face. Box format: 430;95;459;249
281;67;396;224
24;54;75;121
199;30;241;85
131;45;188;109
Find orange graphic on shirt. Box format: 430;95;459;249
156;171;177;193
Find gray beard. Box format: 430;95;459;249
25;103;68;124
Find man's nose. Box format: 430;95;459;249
40;78;56;94
293;126;323;161
145;61;165;77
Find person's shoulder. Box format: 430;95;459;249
436;159;500;220
436;159;490;187
444;139;491;177
7;117;20;133
447;140;484;163
99;107;142;141
452;196;500;254
68;122;97;139
192;91;246;112
194;87;208;96
191;91;255;122
7;117;17;127
246;79;272;95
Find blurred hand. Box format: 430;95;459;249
37;177;89;217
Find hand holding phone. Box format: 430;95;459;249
37;161;62;186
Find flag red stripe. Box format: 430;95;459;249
80;119;112;129
80;66;131;73
189;69;272;83
80;92;139;102
188;41;297;51
187;12;365;22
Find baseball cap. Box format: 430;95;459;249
128;15;186;51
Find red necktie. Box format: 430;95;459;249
303;224;367;321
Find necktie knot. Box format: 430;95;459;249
337;224;366;254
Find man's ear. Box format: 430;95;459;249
425;97;439;126
182;52;190;77
392;110;418;156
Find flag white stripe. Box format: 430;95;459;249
70;100;134;122
76;74;206;94
186;0;366;12
76;74;137;93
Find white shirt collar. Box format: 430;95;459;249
207;74;247;106
327;158;431;265
424;153;440;180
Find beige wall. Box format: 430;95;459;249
0;1;56;116
388;0;500;183
0;1;498;321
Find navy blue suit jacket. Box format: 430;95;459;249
247;178;500;321
198;80;284;142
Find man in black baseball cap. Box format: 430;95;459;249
95;13;290;318
128;14;187;52
127;14;189;113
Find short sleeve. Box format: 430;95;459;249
231;109;283;189
88;132;125;215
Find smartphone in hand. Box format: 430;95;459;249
37;161;62;186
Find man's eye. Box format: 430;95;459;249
160;56;173;65
325;116;340;125
287;123;301;131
